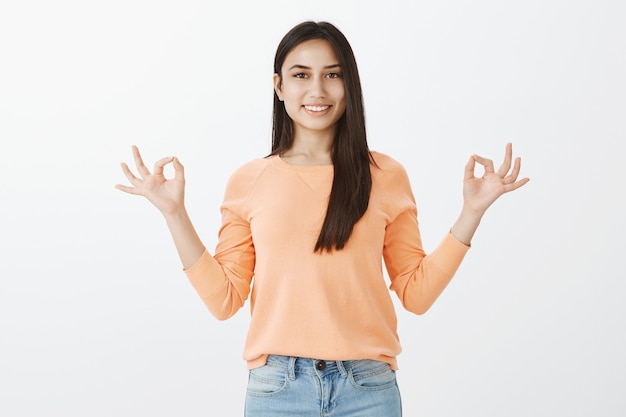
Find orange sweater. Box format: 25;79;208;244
184;152;469;369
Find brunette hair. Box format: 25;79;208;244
270;21;375;252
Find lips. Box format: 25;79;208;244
304;105;330;112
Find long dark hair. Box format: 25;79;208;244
270;21;375;253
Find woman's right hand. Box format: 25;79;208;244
115;145;186;216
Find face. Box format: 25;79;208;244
274;39;346;139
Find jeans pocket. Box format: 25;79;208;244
246;364;288;397
349;360;397;391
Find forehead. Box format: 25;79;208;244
282;39;339;70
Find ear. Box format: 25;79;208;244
273;73;284;101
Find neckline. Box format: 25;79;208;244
271;155;334;172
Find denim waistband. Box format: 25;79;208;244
265;354;383;381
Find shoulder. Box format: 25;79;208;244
223;156;275;199
369;152;416;212
227;156;274;183
370;151;410;180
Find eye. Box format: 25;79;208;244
294;73;308;79
326;72;342;79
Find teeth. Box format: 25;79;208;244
305;105;330;112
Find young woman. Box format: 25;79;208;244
116;21;528;417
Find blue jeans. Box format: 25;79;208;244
244;355;402;416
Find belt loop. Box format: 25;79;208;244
337;360;348;378
288;356;297;381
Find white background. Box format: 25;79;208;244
1;0;625;416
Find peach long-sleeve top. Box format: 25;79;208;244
184;152;469;370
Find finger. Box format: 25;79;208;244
114;183;140;195
120;162;141;186
503;177;530;193
132;145;151;178
496;143;513;177
472;154;495;174
464;155;476;180
173;157;185;181
153;156;175;176
503;157;522;184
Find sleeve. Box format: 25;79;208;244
382;163;470;315
183;167;256;321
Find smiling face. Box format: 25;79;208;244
274;39;346;141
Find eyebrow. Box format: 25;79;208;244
288;64;342;71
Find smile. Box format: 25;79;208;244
304;105;330;112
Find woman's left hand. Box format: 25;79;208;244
462;143;529;216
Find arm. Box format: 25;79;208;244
386;143;529;314
115;146;253;319
386;212;470;315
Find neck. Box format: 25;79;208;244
281;128;334;166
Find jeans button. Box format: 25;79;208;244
315;360;326;371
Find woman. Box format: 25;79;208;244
116;21;528;417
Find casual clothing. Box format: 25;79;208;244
184;152;469;370
244;355;402;417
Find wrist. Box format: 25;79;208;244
460;203;486;221
162;206;189;223
450;207;484;246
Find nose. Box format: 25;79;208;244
308;76;326;98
